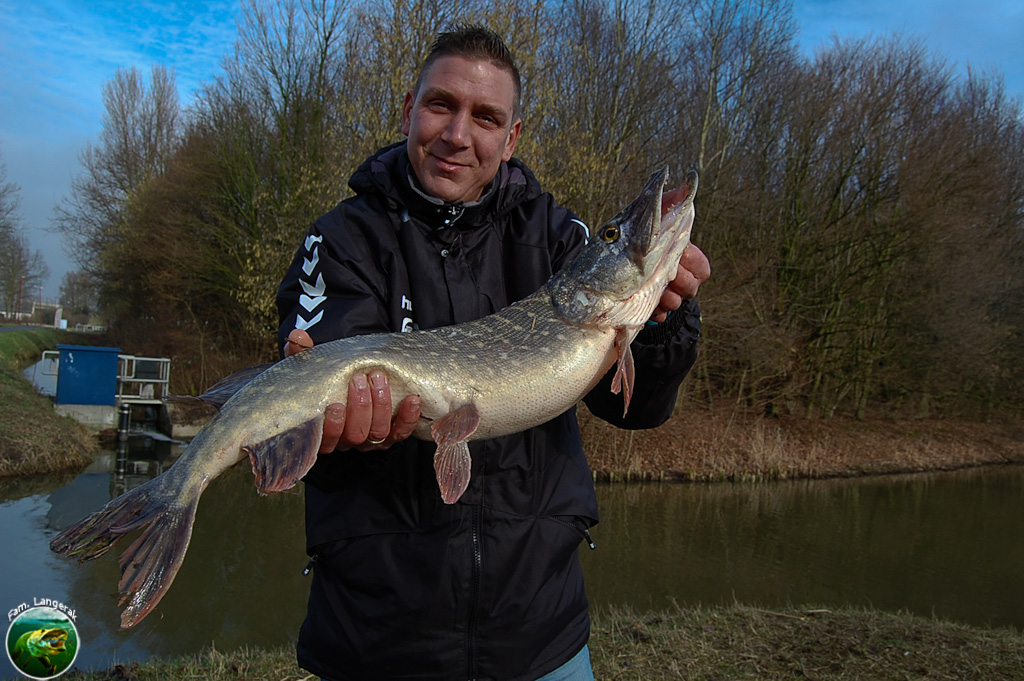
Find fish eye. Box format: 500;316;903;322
600;224;620;243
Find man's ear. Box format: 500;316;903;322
503;118;522;161
401;90;415;136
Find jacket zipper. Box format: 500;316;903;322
552;517;597;550
301;536;372;576
467;503;482;680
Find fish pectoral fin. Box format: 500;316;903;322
244;415;324;495
431;403;480;505
610;327;636;416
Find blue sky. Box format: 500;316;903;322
1;0;1022;299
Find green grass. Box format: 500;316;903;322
0;328;97;477
56;605;1023;680
0;326;65;369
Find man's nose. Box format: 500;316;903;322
442;110;471;147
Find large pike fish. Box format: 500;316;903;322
50;167;698;629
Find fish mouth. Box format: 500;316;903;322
656;170;698;242
619;167;668;264
621;167;698;266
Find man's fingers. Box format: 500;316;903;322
658;286;683;314
320;403;346;453
341;373;373;446
318;372;419;453
366;371;392;443
388;395;422;443
680;244;711;284
285;328;314;357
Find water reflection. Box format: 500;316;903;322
3;437;309;671
582;468;1024;629
2;449;1021;672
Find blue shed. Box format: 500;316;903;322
55;345;123;406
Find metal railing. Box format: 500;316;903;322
116;355;171;404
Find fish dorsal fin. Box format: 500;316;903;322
243;416;323;495
165;362;277;410
610;327;636;416
431;403;481;504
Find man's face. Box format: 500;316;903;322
402;55;522;204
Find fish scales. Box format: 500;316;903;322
50;167;698;629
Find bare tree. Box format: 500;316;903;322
0;150;49;319
53;65;180;276
58;270;98;320
45;0;1024;416
527;0;684;227
0;232;50;320
0;146;18;247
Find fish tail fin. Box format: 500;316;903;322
49;474;201;629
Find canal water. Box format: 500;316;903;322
2;438;1021;672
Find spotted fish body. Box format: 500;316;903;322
50;167;698;629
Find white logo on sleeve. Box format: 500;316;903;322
296;234;325;330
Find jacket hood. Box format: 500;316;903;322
348;141;544;229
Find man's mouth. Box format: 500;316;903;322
431;155;470;173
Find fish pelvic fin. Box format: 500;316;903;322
610;327;637;416
244;415;324;495
49;473;201;629
431;403;480;505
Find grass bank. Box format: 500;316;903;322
0;327;97;476
59;605;1023;680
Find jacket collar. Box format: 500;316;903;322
349;142;539;230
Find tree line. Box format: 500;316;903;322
48;0;1024;418
0;150;50;322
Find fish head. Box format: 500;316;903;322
550;167;698;329
27;628;67;655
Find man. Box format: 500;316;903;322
277;24;709;681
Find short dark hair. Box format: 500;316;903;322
414;23;522;121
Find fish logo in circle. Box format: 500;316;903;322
6;606;79;679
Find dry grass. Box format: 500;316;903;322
589;604;1024;680
580;401;1024;483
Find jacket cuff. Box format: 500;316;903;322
635;298;700;345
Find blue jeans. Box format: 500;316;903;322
535;645;594;681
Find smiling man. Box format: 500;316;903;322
276;24;709;681
402;53;522;204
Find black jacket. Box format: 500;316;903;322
276;143;701;681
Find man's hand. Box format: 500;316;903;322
650;244;711;323
284;329;422;453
